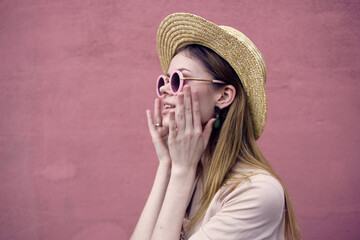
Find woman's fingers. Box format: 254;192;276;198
202;118;215;148
147;109;162;138
147;101;168;139
146;109;155;133
191;90;201;132
183;86;193;130
154;98;162;127
147;108;171;163
176;93;185;133
168;110;177;140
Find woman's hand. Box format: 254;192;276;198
168;85;215;173
146;98;171;165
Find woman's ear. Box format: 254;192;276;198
215;85;236;109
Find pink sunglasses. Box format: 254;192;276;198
156;70;226;97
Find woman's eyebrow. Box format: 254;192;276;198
178;68;191;72
166;68;192;76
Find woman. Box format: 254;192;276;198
131;13;300;240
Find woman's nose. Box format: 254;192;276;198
160;79;172;96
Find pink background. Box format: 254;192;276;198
1;0;359;239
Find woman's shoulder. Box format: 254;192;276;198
218;163;284;210
229;162;283;186
192;163;286;240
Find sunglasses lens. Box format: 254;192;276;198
171;72;180;93
157;77;165;96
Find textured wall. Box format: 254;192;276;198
0;0;359;239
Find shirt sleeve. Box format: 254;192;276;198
188;174;285;240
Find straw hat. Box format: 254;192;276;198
157;13;267;139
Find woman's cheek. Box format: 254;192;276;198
200;107;215;125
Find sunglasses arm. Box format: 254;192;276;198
182;78;226;84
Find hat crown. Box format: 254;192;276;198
219;25;267;84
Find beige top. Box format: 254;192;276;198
183;164;285;240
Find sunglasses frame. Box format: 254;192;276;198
156;70;226;97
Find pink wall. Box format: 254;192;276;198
1;0;359;239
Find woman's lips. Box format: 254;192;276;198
162;103;175;114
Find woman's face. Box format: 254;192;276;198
160;51;220;128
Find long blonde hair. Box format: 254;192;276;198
175;44;300;240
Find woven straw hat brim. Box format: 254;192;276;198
157;13;267;139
